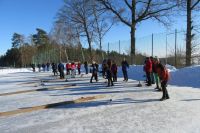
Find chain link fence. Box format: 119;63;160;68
101;30;200;67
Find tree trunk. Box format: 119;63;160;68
83;21;93;63
131;0;136;64
130;26;136;65
64;47;69;62
100;39;104;60
186;0;192;66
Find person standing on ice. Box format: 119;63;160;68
46;62;50;71
42;63;46;72
71;62;76;78
58;62;65;79
106;59;114;86
102;59;107;78
150;56;155;84
154;57;161;91
52;62;58;76
37;64;41;72
156;63;170;101
145;57;152;86
77;61;81;75
90;61;98;83
84;61;88;74
66;62;71;75
121;58;129;81
31;63;35;72
111;61;118;82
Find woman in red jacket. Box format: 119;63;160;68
145;57;152;86
156;63;170;101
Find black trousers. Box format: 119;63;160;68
112;72;117;82
161;81;169;99
146;72;151;85
90;73;98;82
108;77;113;86
78;68;81;75
122;70;128;81
60;70;65;79
107;71;113;86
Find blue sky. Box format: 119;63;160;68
0;0;187;56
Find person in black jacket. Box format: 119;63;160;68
46;62;50;71
106;59;114;87
52;63;58;76
90;61;98;83
58;62;65;79
37;64;41;72
111;61;118;82
121;58;129;81
84;61;88;74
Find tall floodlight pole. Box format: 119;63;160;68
175;29;177;67
119;40;121;54
166;34;168;64
152;33;154;57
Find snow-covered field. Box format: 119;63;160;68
0;66;200;133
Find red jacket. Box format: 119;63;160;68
66;63;71;69
157;68;169;82
77;63;81;69
145;59;152;73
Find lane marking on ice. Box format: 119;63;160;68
0;84;77;96
0;95;105;117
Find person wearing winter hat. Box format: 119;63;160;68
156;63;170;101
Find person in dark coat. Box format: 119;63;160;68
77;61;81;75
150;56;155;84
145;57;152;86
106;59;114;87
52;63;58;76
111;61;118;82
121;58;129;81
90;61;98;83
84;61;88;74
31;64;35;72
46;62;50;71
58;62;65;79
42;63;46;72
156;63;170;101
37;64;41;72
102;59;107;78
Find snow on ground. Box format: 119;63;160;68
0;68;32;75
0;66;200;133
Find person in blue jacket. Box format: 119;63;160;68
121;58;129;82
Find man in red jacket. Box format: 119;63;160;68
145;57;152;86
156;63;170;101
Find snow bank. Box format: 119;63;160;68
117;65;200;88
0;68;32;75
169;65;200;88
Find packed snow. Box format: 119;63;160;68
0;65;199;133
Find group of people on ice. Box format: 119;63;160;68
144;56;170;101
31;62;51;72
90;58;129;87
52;61;82;79
31;56;170;101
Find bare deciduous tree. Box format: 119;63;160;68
97;0;177;64
56;0;95;62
